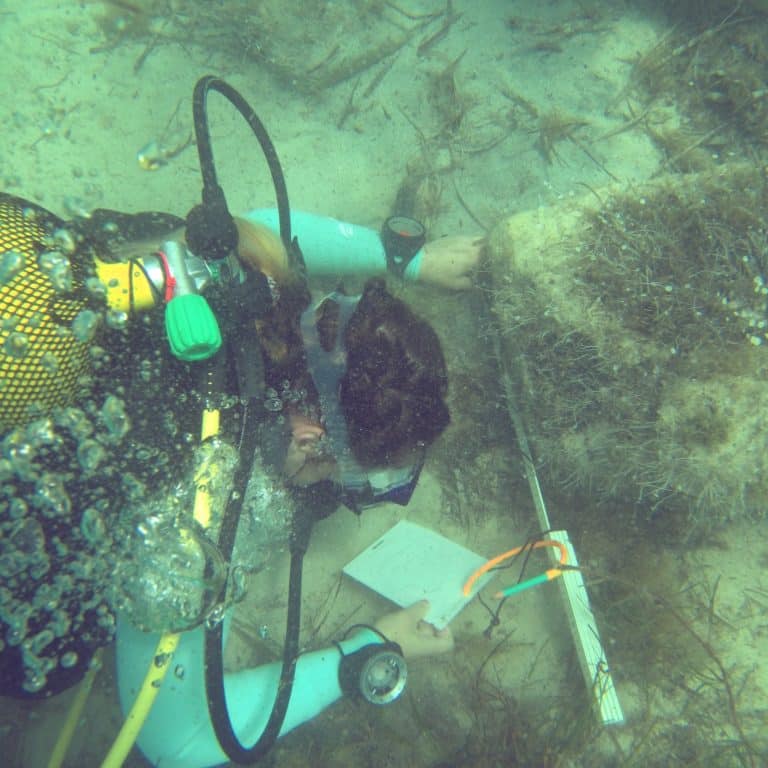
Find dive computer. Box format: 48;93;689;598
381;216;426;278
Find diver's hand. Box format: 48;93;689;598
283;413;337;486
418;235;484;290
374;600;454;659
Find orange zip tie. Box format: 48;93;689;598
462;539;568;597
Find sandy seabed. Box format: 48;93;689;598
1;1;767;767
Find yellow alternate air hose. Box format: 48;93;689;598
46;648;103;768
100;406;221;768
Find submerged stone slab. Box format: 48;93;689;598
487;164;768;531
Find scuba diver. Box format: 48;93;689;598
0;77;481;767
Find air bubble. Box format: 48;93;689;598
77;439;105;471
38;250;64;272
52;228;77;255
205;605;226;629
105;309;128;329
40;351;59;374
264;396;282;412
138;359;154;383
3;331;29;358
30;628;54;654
25;418;57;447
22;672;46;694
63;196;93;219
81;506;107;545
49;260;73;293
72;309;100;343
50;610;71;638
34;473;71;518
9;517;46;558
9;497;28;519
6;626;24;647
38;249;73;292
101;395;130;438
85;276;107;299
55;406;93;440
0;249;25;285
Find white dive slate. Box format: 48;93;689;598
343;520;494;629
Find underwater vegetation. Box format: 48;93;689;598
488;164;768;537
90;0;454;91
619;0;768;173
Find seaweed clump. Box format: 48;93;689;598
488;165;768;535
582;169;768;352
92;0;160;43
625;2;768;170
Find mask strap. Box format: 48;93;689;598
300;293;368;488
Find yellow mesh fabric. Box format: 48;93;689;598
0;195;92;431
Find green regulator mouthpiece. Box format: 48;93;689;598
165;293;222;361
161;241;222;361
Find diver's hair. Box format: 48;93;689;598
239;217;312;390
234;216;296;285
340;278;450;466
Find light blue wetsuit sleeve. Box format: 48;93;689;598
116;614;382;768
242;209;423;281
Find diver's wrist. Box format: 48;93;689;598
403;248;423;281
336;627;384;656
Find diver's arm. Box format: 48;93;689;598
242;209;423;281
116;615;381;768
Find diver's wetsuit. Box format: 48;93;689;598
118;617;383;767
114;210;411;767
1;203;416;764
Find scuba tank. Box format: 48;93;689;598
1;74;314;766
0;193;224;432
0;194;101;432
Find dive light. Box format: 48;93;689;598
338;641;408;705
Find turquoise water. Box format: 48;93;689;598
1;1;766;766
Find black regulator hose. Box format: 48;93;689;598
204;398;313;765
187;75;306;274
188;75;310;763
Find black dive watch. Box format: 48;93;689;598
338;641;408;705
381;216;426;278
